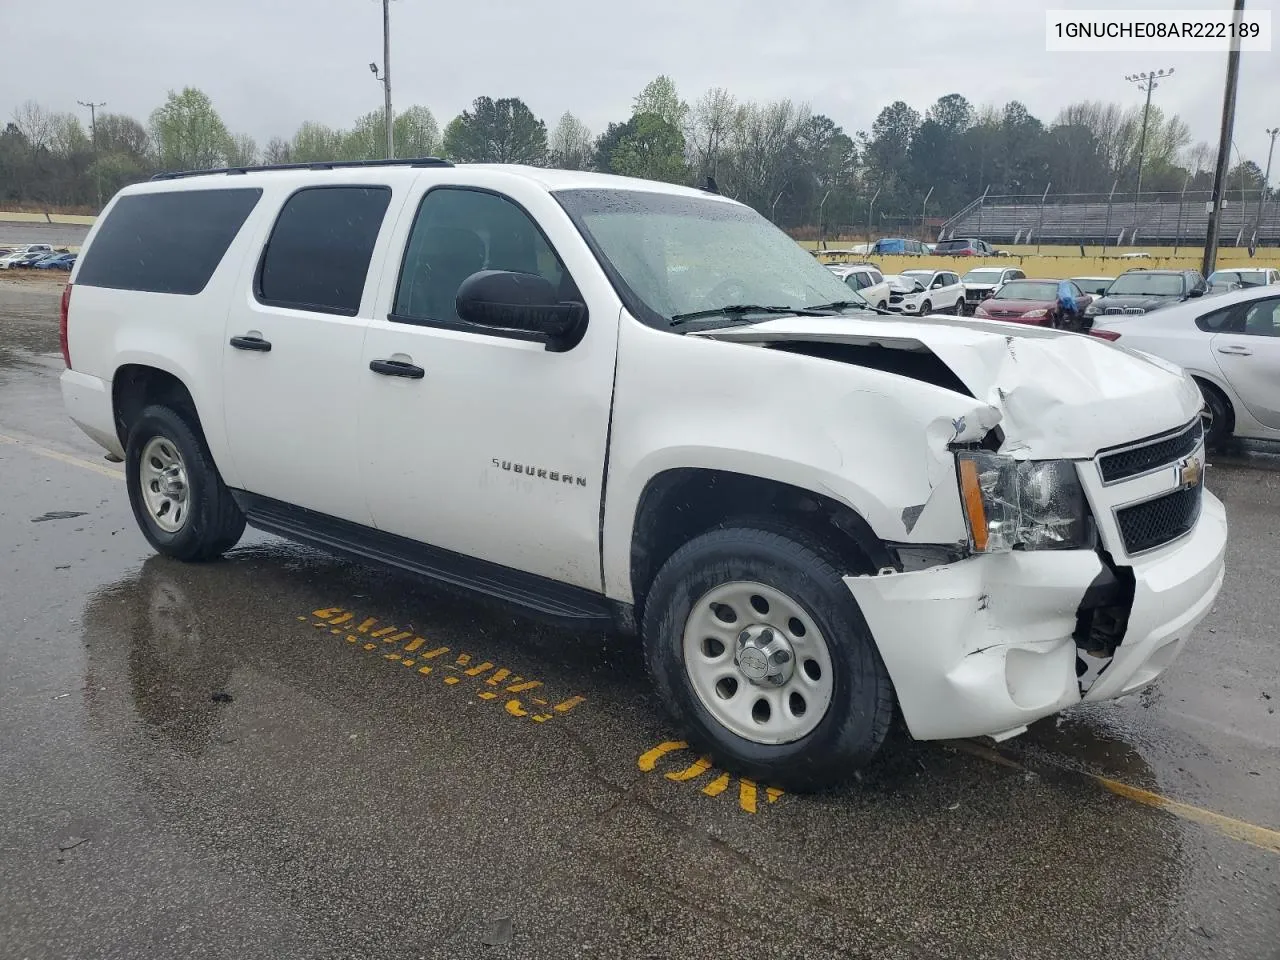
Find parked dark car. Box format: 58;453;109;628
935;238;1001;257
33;253;77;270
974;279;1094;326
9;252;53;268
1083;269;1207;321
868;237;930;256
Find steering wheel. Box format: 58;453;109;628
704;278;750;307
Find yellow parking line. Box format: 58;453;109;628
0;431;124;481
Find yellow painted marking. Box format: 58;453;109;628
739;778;758;814
419;646;450;660
454;653;472;666
0;432;125;480
418;666;433;676
637;741;688;772
312;607;344;619
485;668;512;686
1097;777;1280;855
505;699;529;718
765;787;784;805
384;631;413;644
443;676;461;685
355;618;378;634
362;643;377;651
531;714;552;723
403;637;426;653
665;756;713;782
464;661;494;677
371;627;398;638
328;613;354;626
701;773;731;797
554;696;586;713
478;691;498;700
506;680;541;693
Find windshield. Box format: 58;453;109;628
993;281;1060;300
555;189;859;327
962;269;1002;282
1209;270;1265;287
1106;273;1185;296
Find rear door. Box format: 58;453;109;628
1212;294;1280;428
222;184;399;524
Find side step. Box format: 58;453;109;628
234;491;617;630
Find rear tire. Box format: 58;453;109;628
642;524;895;791
125;405;245;562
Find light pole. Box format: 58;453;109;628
867;186;881;242
1255;127;1278;247
1124;67;1174;239
368;0;394;159
817;189;831;250
1203;0;1246;278
77;99;106;207
920;186;934;242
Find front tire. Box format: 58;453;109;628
1197;381;1233;449
642;525;895;791
125;405;245;562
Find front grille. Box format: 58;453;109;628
1104;306;1146;315
1098;419;1202;483
966;289;988;301
1116;485;1202;554
889;293;904;303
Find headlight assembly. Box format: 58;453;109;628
956;452;1092;552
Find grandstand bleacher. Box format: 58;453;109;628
941;190;1279;246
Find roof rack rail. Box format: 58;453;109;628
151;156;453;181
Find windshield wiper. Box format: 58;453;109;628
806;299;896;317
668;304;829;327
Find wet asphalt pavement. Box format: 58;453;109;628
2;275;1278;959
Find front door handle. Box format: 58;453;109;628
1217;345;1252;356
369;358;425;379
229;334;272;352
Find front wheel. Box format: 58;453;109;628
1198;382;1233;449
919;299;932;315
125;405;245;562
642;525;895;791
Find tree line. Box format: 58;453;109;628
1;78;1270;234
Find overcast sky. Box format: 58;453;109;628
2;0;1277;168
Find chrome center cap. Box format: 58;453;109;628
735;625;795;687
159;467;186;498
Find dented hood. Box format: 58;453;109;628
697;314;1203;459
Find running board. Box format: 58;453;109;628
233;491;617;630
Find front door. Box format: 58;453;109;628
356;184;618;590
223;184;397;524
1212;294;1280;429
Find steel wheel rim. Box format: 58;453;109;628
682;580;835;745
138;436;190;534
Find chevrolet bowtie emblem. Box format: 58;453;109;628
1178;455;1203;489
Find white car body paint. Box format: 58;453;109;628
889;269;966;314
1091;285;1280;441
61;164;1227;745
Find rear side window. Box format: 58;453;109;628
1196;304;1239;333
257;186;392;316
76;188;261;294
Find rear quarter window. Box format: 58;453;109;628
76;188;262;294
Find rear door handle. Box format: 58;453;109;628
229;334;272;352
1217;345;1252;356
369;358;425;379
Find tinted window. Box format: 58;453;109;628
257;186;391;316
77;188;261;294
1195;304;1239;333
1242;298;1280;337
394;187;573;328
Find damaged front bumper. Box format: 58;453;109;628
845;492;1226;742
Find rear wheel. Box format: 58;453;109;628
125;405;245;562
642;525;895;791
1197;380;1233;449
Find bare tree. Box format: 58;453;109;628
226;133;259;167
549;112;593;170
12;99;55;161
262;137;292;165
687;87;736;180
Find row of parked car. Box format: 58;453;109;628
0;244;78;271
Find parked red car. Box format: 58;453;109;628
973;278;1094;326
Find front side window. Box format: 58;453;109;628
554;189;855;328
257;186;391;315
393;188;573;327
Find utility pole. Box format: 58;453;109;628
1203;0;1246;278
1124;68;1174;239
920;186;934;241
1256;127;1278;247
368;0;394;159
77;99;106;209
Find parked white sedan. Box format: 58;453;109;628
1090;285;1280;446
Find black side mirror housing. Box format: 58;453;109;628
1188;287;1204;298
455;270;586;352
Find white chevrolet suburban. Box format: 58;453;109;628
60;159;1227;789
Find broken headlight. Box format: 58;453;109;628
956;452;1090;552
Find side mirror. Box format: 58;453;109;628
1188;287;1204;298
455;270;586;352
